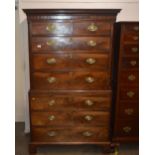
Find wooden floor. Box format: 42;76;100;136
15;123;139;155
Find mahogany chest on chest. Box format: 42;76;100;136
24;9;120;153
112;22;139;142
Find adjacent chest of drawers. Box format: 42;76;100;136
112;22;139;142
24;9;120;153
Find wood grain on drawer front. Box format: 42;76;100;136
123;34;139;43
119;70;139;85
122;44;139;56
114;119;139;137
123;24;139;34
31;71;109;90
32;53;69;71
31;22;73;36
30;92;111;111
121;57;139;69
31;111;72;126
32;127;109;142
119;87;139;101
73;111;110;126
31;37;110;51
31;53;109;71
30;21;112;36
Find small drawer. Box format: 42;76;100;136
31;127;109;142
72;95;111;111
114;119;139;137
121;57;139;69
31;53;70;71
72;53;109;70
30;95;70;111
73;21;112;35
71;71;109;90
73;111;110;126
31;37;110;52
31;72;70;90
118;102;139;119
122;44;139;56
31;111;72;126
119;70;139;85
123;24;139;34
123;34;139;43
119;87;139;101
31;22;73;36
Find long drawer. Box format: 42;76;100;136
31;71;109;90
31;126;109;142
31;21;112;36
31;111;110;126
30;93;111;111
31;37;110;52
31;53;109;71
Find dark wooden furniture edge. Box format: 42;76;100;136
23;9;121;15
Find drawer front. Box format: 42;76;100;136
119;87;139;101
118;102;139;119
31;21;112;36
30;92;111;111
31;112;72;126
32;53;70;71
30;95;70;111
119;70;139;85
31;71;109;90
31;37;110;52
72;53;109;70
32;127;109;142
71;71;109;90
122;44;139;56
31;22;73;36
32;53;109;71
73;21;111;35
31;72;70;90
123;24;139;34
114;119;139;137
123;34;139;43
72;96;111;111
121;57;139;69
73;111;110;126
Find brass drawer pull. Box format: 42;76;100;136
87;40;96;47
83;131;93;137
46;24;56;32
128;74;136;81
133;26;139;31
124;108;134;115
48;100;56;106
86;58;96;65
37;44;42;49
85;100;94;106
46;40;56;46
46;58;56;64
47;131;57;137
32;97;36;101
84;115;93;121
85;76;95;83
127;91;135;98
87;23;98;32
47;77;56;84
123;126;132;133
48;115;55;121
130;60;137;66
131;47;138;53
